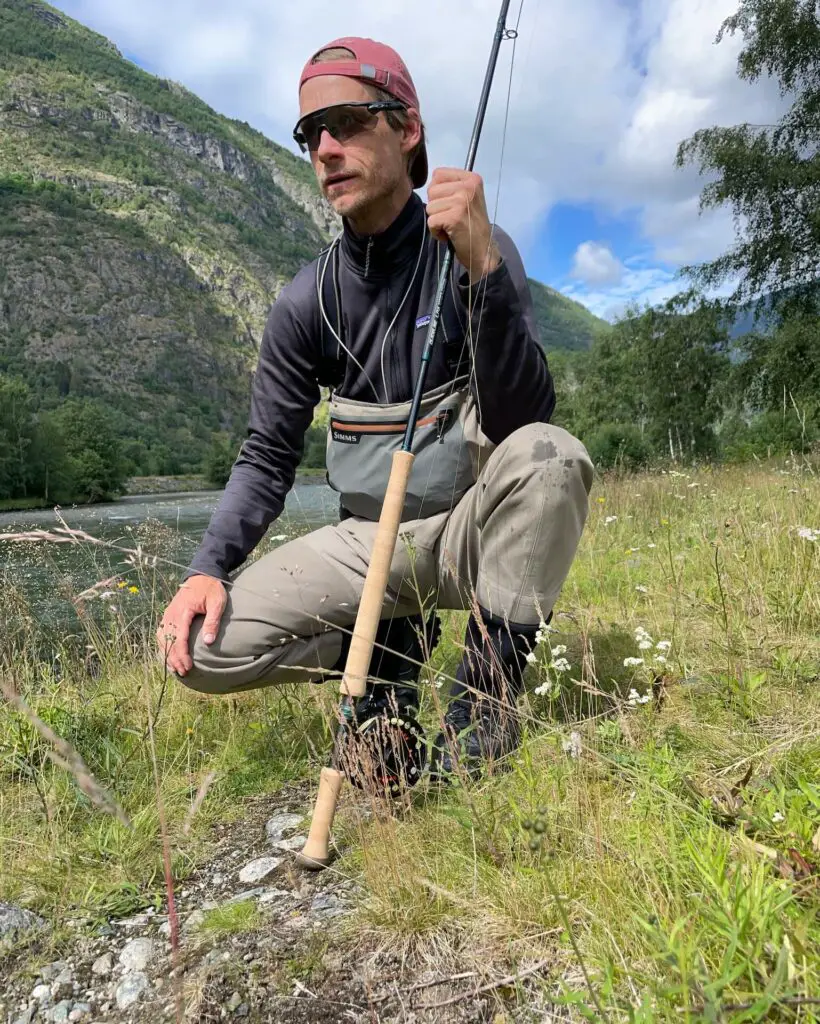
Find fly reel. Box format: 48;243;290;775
336;708;427;797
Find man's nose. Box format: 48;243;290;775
316;128;344;162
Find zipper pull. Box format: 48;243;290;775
435;409;452;443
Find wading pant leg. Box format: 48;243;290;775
174;511;445;697
435;422;594;625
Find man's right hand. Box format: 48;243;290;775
157;574;227;677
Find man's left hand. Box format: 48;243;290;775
426;168;501;284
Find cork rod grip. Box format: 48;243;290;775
340;450;415;699
295;766;344;870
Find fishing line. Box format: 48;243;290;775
316;236;380;402
379;215;428;402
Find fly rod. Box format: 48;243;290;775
296;0;516;870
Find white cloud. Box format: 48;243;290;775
571;242;624;287
564;262;681;321
54;0;786;314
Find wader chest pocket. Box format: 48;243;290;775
326;383;476;521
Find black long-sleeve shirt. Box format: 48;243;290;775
187;191;555;581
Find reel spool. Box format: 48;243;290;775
337;710;427;797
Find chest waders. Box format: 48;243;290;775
297;0;518;870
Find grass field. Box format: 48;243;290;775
1;458;818;1020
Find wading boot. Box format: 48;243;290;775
335;612;440;794
430;609;544;781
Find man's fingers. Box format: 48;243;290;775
426;180;471;203
429;167;473;183
159;607;196;675
202;590;227;645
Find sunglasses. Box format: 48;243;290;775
292;100;406;153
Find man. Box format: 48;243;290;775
157;36;594;776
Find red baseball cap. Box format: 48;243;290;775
299;36;428;189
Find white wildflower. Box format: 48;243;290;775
526;651;538;664
99;591;115;600
604;515;618;525
654;655;667;665
772;811;785;823
796;526;819;542
639;692;652;704
624;657;645;668
551;644;567;656
656;640;672;651
628;688;640;700
550;657;571;673
434;674;446;690
562;731;583;759
638;640;653;651
272;534;288;542
647;543;657;549
534;682;551;696
687;482;700;488
635;585;648;594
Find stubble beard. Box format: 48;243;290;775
335;158;405;229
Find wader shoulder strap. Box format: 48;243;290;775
316;240;346;389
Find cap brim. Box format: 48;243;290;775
411;143;428;189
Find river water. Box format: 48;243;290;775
0;480;337;635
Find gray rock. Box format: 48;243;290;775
46;1001;72;1023
226;991;242;1012
69;1004;92;1021
225;888;268;904
90;952;113;977
11;1008;35;1024
118;937;155;973
51;968;74;999
114;972;149;1009
0;903;46;947
309;892;347;918
235;1004;249;1018
31;983;52;1006
270;834;307;853
40;962;68;983
257;888;291;906
237;857;281;884
265;812;303;844
181;909;205;935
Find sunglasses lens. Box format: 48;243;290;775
297;105;376;151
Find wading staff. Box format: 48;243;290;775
296;0;517;871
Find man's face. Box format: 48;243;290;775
298;75;418;222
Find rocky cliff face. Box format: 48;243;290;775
0;0;339;466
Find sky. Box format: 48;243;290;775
52;0;785;321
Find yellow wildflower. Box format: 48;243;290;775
597;496;606;504
128;586;139;594
117;581;127;589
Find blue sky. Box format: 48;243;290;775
53;0;782;320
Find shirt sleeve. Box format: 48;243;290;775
454;227;556;444
184;292;320;581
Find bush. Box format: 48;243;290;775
585;422;653;472
301;425;327;470
718;409;820;462
203;433;239;488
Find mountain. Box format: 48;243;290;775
528;278;609;351
0;0;605;476
0;0;338;472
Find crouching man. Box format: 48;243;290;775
156;36;594;776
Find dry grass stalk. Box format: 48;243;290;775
0;675;131;827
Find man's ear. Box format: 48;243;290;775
401;108;423;154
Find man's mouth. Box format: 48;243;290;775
324;173;356;190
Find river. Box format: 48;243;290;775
0;480;337;637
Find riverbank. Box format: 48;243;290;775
0;469;330;513
1;460;818;1021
